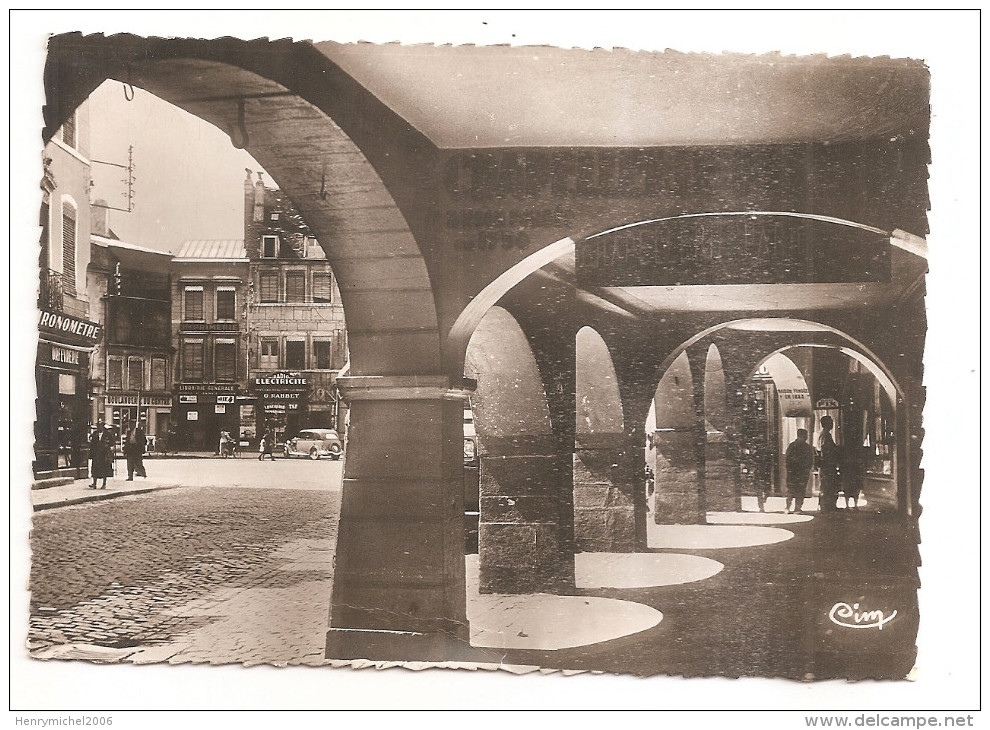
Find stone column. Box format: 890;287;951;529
654;351;708;525
478;434;576;594
325;375;473;662
573;432;642;552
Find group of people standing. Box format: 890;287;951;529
783;415;864;514
87;417;149;489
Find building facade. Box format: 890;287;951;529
170;240;250;451
88;218;174;444
34;102;101;478
243;172;347;446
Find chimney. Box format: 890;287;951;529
243;168;254;237
253;171;265;223
91;200;110;237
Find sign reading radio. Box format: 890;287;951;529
39;310;101;345
253;372;309;390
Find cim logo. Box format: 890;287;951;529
828;602;897;631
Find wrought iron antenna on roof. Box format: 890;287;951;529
91;145;135;213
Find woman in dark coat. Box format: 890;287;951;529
89;423;115;489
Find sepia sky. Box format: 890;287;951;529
88;80;268;252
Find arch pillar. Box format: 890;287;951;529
653;350;707;524
477;320;576;595
326;375;473;661
573;431;642;552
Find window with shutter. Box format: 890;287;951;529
108;358;123;390
314;340;332;369
127;357;144;391
61;211;76;295
214;340;236;382
313;273;332;303
259;273;278;303
183;340;204;382
285;340;305;369
184;287;204;320
285;272;306;302
151;358;167;391
216;288;236;320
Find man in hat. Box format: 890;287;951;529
123;415;149;480
88;421;116;489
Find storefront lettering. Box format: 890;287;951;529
39;310;101;342
254;377;307;386
50;346;79;365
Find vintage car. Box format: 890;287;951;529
284;428;344;460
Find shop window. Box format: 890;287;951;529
127;357;144;391
285;340;305;370
270;212;280;221
314;339;332;369
182;340;205;382
260;338;279;370
259;273;278;303
262;235;279;258
151;358;167;391
313;272;332;303
214;339;236;382
61;208;76;296
285;271;306;302
184;286;204;320
216;288;236;320
108;357;123;390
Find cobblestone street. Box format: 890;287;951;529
28;460;342;666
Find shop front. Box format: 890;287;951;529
251;372;310;448
103;393;172;450
35;309;100;477
172;383;241;452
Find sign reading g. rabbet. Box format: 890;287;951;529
576;214;890;287
38;310;101;344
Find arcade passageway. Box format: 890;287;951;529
43;34;929;676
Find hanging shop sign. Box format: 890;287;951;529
49;344;80;365
179;395;198;404
816;398;840;410
186;411;199;421
216;395;235;405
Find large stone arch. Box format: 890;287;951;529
44;33;442;376
655;319;914;516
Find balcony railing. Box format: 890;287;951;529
39;269;64;312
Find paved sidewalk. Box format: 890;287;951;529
31;473;182;511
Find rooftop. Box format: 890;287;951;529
174;240;247;260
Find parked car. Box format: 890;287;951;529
284;428;344;460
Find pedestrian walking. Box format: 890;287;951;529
258;431;276;461
88;422;115;489
784;429;814;513
123;417;148;480
818;415;840;512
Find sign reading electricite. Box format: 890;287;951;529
253;372;309;390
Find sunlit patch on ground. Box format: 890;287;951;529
574;552;723;589
465;555;663;650
647;523;794;550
